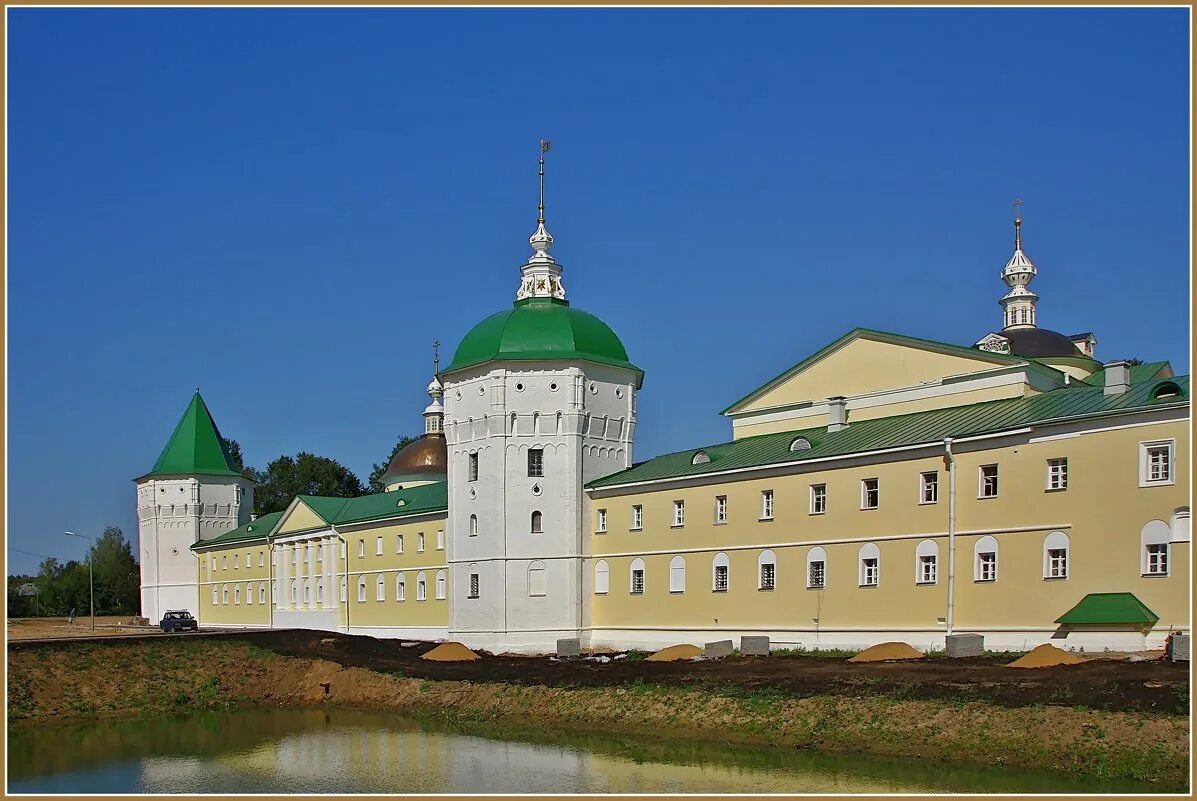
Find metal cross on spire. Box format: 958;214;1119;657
433;340;440;375
538;139;552;225
1012;198;1024;249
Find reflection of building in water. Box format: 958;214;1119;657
139;725;929;794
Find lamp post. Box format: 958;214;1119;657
64;531;94;633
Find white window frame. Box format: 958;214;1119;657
669;555;686;593
978;464;999;498
357;576;367;603
396;573;406;601
760;490;774;521
594;560;609;595
858;543;880;587
435;570;446;600
712;552;730;592
376;536;383;556
861;478;879;510
672;500;685;527
758;550;776;590
806;546;827;589
919;472;938;505
1139;440;1175;487
630;558;645;594
469;516;478;538
597;508;607;533
436;530;445;550
259;583;266;605
810;484;827;515
376;575;386;601
528;448;544;478
631;505;643;531
397;534;404;554
416;572;427;601
1141;520;1171;576
357;539;365;558
1043;531;1069;579
468;571;479;599
974;535;999;581
915;539;938;585
714;495;727;525
418;533;425;552
1046;458;1068;491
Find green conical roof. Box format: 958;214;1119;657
141;391;243;479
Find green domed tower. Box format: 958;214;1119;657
440;142;642;653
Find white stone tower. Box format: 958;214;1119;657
1000;203;1038;330
440;142;643;653
135;391;253;622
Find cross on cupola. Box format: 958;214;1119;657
999;198;1038;330
516;139;567;302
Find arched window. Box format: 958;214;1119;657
807;546;827;589
510;412;518;435
630;558;645;594
396;573;406;601
376;574;386;601
271;580;278;606
303;580;310;605
858;543;880;587
470;515;479;537
669;555;686;593
234;584;241;605
259;582;267;605
974;535;998;582
435;570;446;600
531;511;543;534
527;561;547;597
212;586;218;605
594;560;609;594
1141;520;1171;576
245;582;253;605
222;584;229;604
357;576;367;602
915;539;938;584
1043;531;1069;579
758;550;777;590
691;450;710;465
712;552;730;592
416;571;428;601
290;580;298;604
532;412;540;434
555;412;563;435
790;437;812;452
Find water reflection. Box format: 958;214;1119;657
7;707;1173;794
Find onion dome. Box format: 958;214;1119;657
380;435;447;489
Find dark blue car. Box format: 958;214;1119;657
160;610;198;633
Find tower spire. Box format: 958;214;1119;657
424;345;445;436
516;139;567;302
999;198;1038;331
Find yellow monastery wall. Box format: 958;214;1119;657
198;541;272;626
341;516;450;629
588;418;1189;635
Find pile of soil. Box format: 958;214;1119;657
1006;644;1086;669
847;642;924;663
645;644;702;662
420;642;480;662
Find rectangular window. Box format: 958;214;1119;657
861;558;879;587
1141;441;1174;485
631;569;645;594
979;465;999;498
920;472;938;504
469;573;479;599
397;534;404;554
808;560;826;589
357;540;365;558
714;565;728;592
376;536;383;556
468;452;479;482
861;478;879;510
528;448;544;477
418;533;425;552
258;552;265;567
1145;543;1169;576
1047;548;1068;578
672;500;685;527
597;508;607;533
759;562;776;590
714;496;727;524
810;484;827;515
233;555;239;569
1046;458;1068;491
919;555;937;584
977;552;997;581
761;490;774;520
436;530;445;551
631;505;643;530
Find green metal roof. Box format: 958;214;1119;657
332;482;448;526
190;511;284;550
294;494;353;526
589;375;1188;489
1055;593;1159;626
445;298;642;384
1082;361;1173;387
141;391;243;479
721;328;1057;415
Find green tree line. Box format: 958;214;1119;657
8;526;140;618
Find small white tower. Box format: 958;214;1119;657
1000;201;1038;330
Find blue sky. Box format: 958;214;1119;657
7;8;1189;575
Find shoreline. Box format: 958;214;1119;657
7;636;1189;789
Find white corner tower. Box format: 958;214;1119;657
135;391;253;623
441;141;643;653
999;201;1038;330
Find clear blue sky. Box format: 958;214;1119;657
7;8;1189;576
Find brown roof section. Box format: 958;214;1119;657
382;434;448;484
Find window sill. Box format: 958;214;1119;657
758;517;774;523
713;588;728;593
595;591;608;596
1139;480;1176;488
630;592;644;596
807;585;825;591
809;511;826;516
759;586;775;592
977;495;998;501
713;521;727;526
858;583;878;589
629;527;643;532
916;580;937;586
670;524;685;529
1141;572;1170;578
1044;487;1068;493
918;500;938;506
974;578;996;583
669;590;684;595
860;506;878;512
595;530;607;535
1043;575;1068;581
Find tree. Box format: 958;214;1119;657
221;438;258;482
88;526;139;615
368;435;418;493
1123;358;1145;366
253;453;367;516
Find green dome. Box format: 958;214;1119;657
446;298;642;384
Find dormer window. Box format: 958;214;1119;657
789;437;811;452
1153;381;1182;400
691;451;711;465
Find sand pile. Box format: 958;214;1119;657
419;642;481;662
847;642;925;663
644;644;703;662
1005;644;1085;668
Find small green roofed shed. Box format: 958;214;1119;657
1055;593;1159;626
140;391;243;480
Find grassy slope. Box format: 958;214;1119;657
7;639;1188;788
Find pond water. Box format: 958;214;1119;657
7;707;1171;794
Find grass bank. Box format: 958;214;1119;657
7;638;1188;789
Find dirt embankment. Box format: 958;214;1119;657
7;633;1190;788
